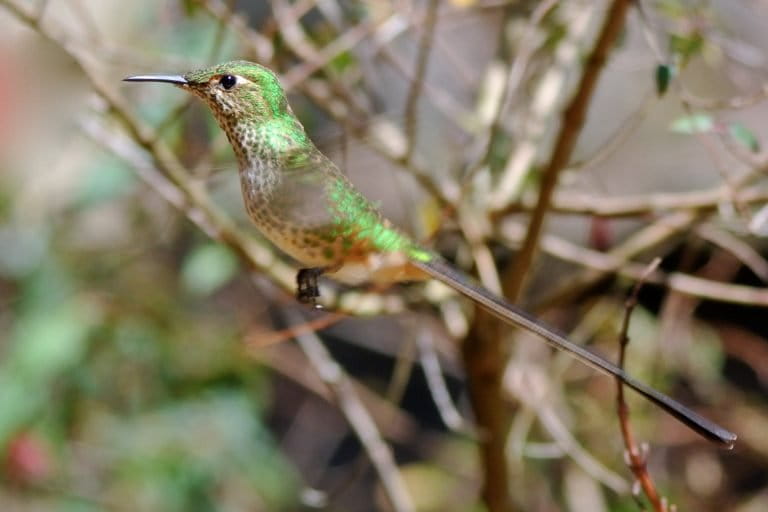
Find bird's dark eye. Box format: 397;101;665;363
219;74;237;90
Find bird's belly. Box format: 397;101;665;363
247;203;428;285
260;224;334;268
245;203;332;264
257;221;427;286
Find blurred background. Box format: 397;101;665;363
1;0;767;511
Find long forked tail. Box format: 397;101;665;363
411;256;736;447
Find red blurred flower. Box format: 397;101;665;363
4;432;52;485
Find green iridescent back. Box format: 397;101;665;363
251;142;417;267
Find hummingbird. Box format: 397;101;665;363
124;61;736;447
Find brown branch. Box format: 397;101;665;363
492;148;768;218
536;182;768;218
531;210;698;310
402;0;440;164
461;228;512;511
461;5;633;511
462;316;511;512
501;0;633;300
615;257;670;511
245;311;346;349
497;215;768;307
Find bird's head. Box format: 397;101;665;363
124;60;291;123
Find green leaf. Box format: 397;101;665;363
657;0;687;18
728;122;760;153
10;306;91;378
670;32;704;65
670;113;713;134
181;243;239;296
655;64;674;96
0;303;95;443
180;0;201;15
103;392;299;509
330;50;355;74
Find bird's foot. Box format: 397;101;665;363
296;267;325;309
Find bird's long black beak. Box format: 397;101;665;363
123;74;188;85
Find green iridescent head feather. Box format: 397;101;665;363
183;60;272;83
182;60;290;120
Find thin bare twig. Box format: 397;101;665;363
492;145;768;218
416;327;469;433
245;311;346;349
681;85;768;111
376;40;474;133
635;0;755;226
321;326;419;506
207;0;454;206
530;210;697;310
270;0;371;116
696;224;768;283
498;215;768;307
299;83;454;205
635;1;768;112
615;257;670;511
196;0;274;62
462;0;558;186
567;91;655;172
402;0;439;164
253;341;418;443
283;308;416;512
514;180;768;218
503;362;629;494
280;15;385;93
154;6;233;137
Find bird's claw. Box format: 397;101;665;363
296;267;324;308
